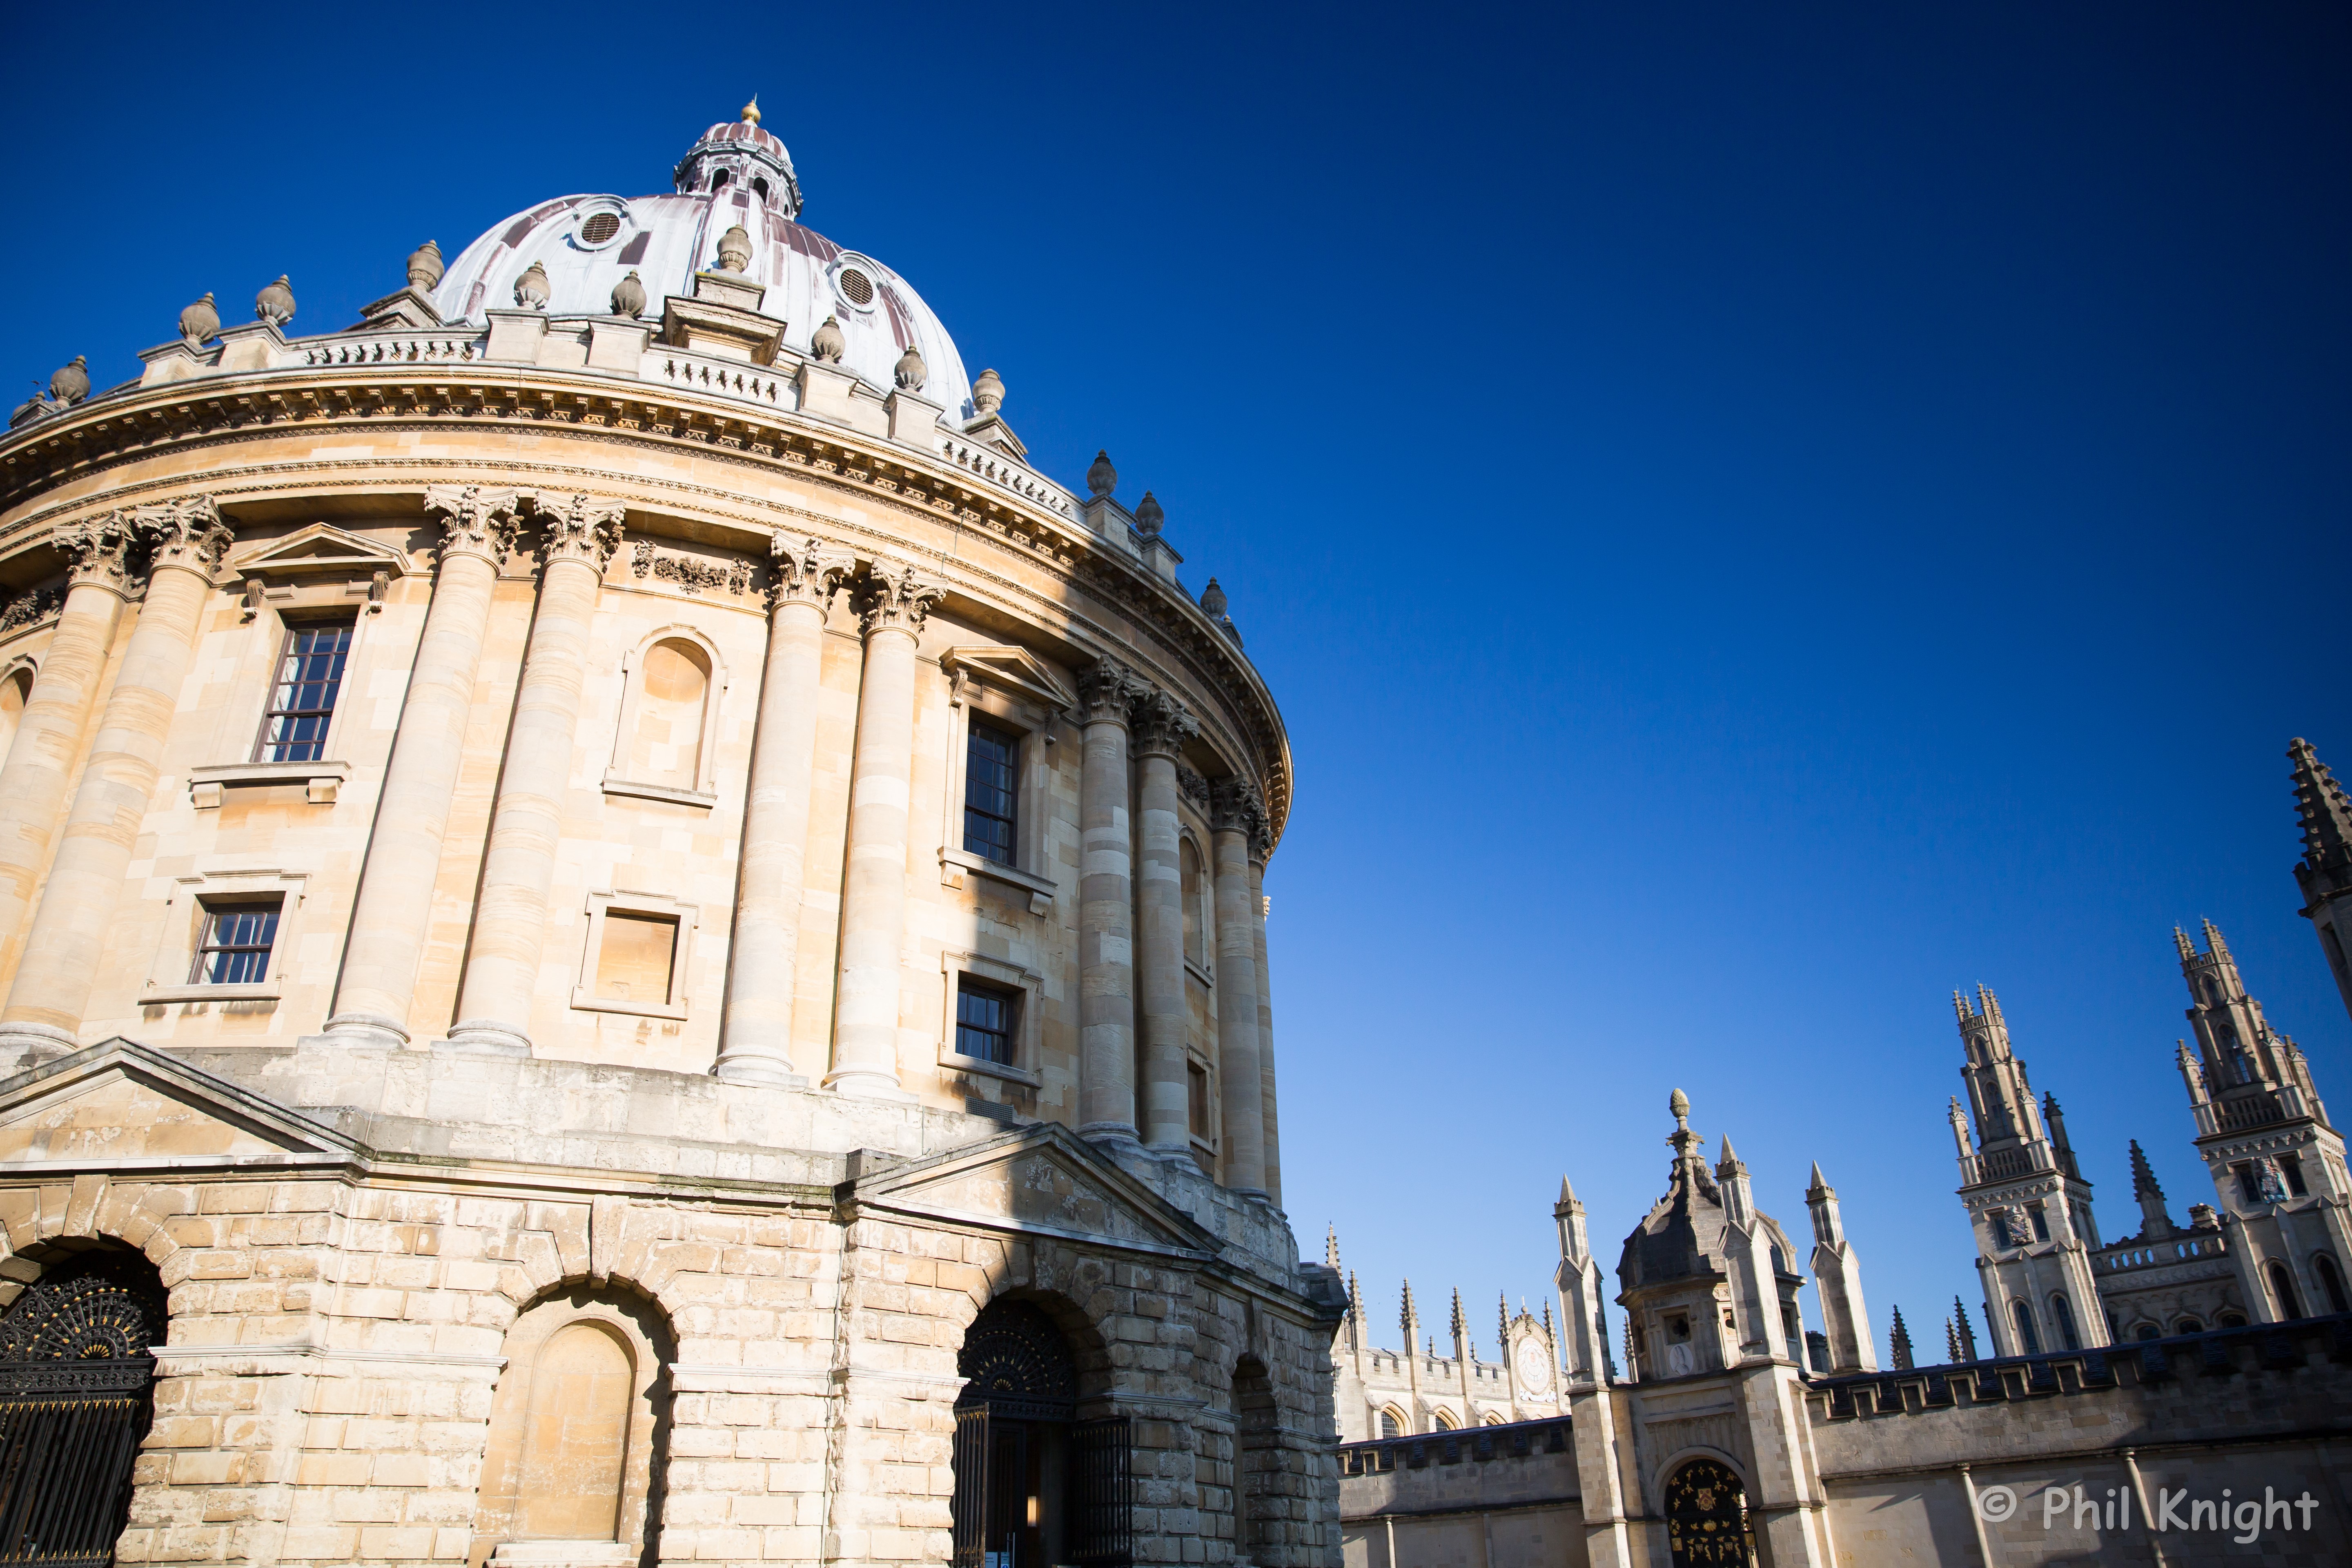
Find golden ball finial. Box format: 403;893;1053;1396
741;96;762;125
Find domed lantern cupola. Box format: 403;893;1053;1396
673;99;803;217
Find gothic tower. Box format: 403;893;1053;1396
1947;987;2108;1355
2172;924;2352;1321
2289;737;2352;1024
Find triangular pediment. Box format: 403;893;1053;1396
0;1037;356;1170
852;1123;1218;1258
943;646;1077;714
227;523;414;581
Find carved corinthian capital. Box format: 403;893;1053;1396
768;532;859;612
1074;657;1145;727
535;493;628;570
854;559;946;639
53;512;142;593
1127;688;1198;761
424;484;523;566
131;494;233;575
1210;776;1263;835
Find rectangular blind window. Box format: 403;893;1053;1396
962;721;1018;865
956;979;1013;1064
192;901;280;985
595;913;679;1002
255;622;354;763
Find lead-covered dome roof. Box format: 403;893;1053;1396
431;102;974;417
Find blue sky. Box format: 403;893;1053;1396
6;4;2347;1361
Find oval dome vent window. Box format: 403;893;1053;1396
581;212;622;245
839;268;874;306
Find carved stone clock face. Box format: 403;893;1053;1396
1513;1335;1552;1395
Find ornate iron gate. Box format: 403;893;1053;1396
1067;1415;1132;1568
0;1258;165;1568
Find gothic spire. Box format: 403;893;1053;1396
1499;1293;1511;1352
2292;738;2352;868
1325;1225;1341;1272
1889;1306;1915;1370
1952;1296;1980;1362
2129;1139;2163;1198
1449;1287;1465;1341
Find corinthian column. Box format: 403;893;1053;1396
0;498;233;1065
0;514;142;985
444;494;624;1055
825;560;943;1098
320;487;520;1049
1247;807;1283;1207
1076;659;1144;1142
713;535;856;1085
1209;779;1266;1194
1130;688;1198;1152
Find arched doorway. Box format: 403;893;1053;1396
0;1249;167;1563
952;1298;1131;1568
1664;1457;1755;1566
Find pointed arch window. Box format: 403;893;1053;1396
2011;1298;2041;1356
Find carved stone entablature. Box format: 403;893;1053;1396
855;560;945;639
630;540;752;597
134;495;232;575
767;533;858;612
1175;764;1211;809
1129;689;1198;762
424;485;523;566
55;513;142;593
534;493;627;570
1075;657;1146;728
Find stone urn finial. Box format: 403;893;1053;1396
48;355;90;405
1670;1088;1690;1127
178;292;219;347
893;343;927;392
1087;450;1117;497
1200;578;1227;617
611;270;647;318
716;225;753;274
1134;490;1163;537
514;261;551;310
811;315;846;363
255;275;296;327
407;240;445;291
971;367;1004;414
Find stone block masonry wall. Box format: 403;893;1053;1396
1807;1315;2352;1567
0;1043;1343;1568
1335;1419;1585;1568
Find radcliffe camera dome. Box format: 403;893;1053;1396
431;100;976;418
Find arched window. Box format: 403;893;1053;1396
2049;1292;2079;1351
2132;1322;2160;1341
1429;1408;1456;1431
2011;1298;2041;1355
752;176;771;202
2217;1311;2247;1329
2173;1316;2203;1335
473;1290;671;1561
1483;1413;1506;1426
2267;1261;2305;1320
1378;1407;1402;1440
2312;1254;2350;1315
0;663;31;769
710;169;731;192
1180;838;1206;966
606;630;725;804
